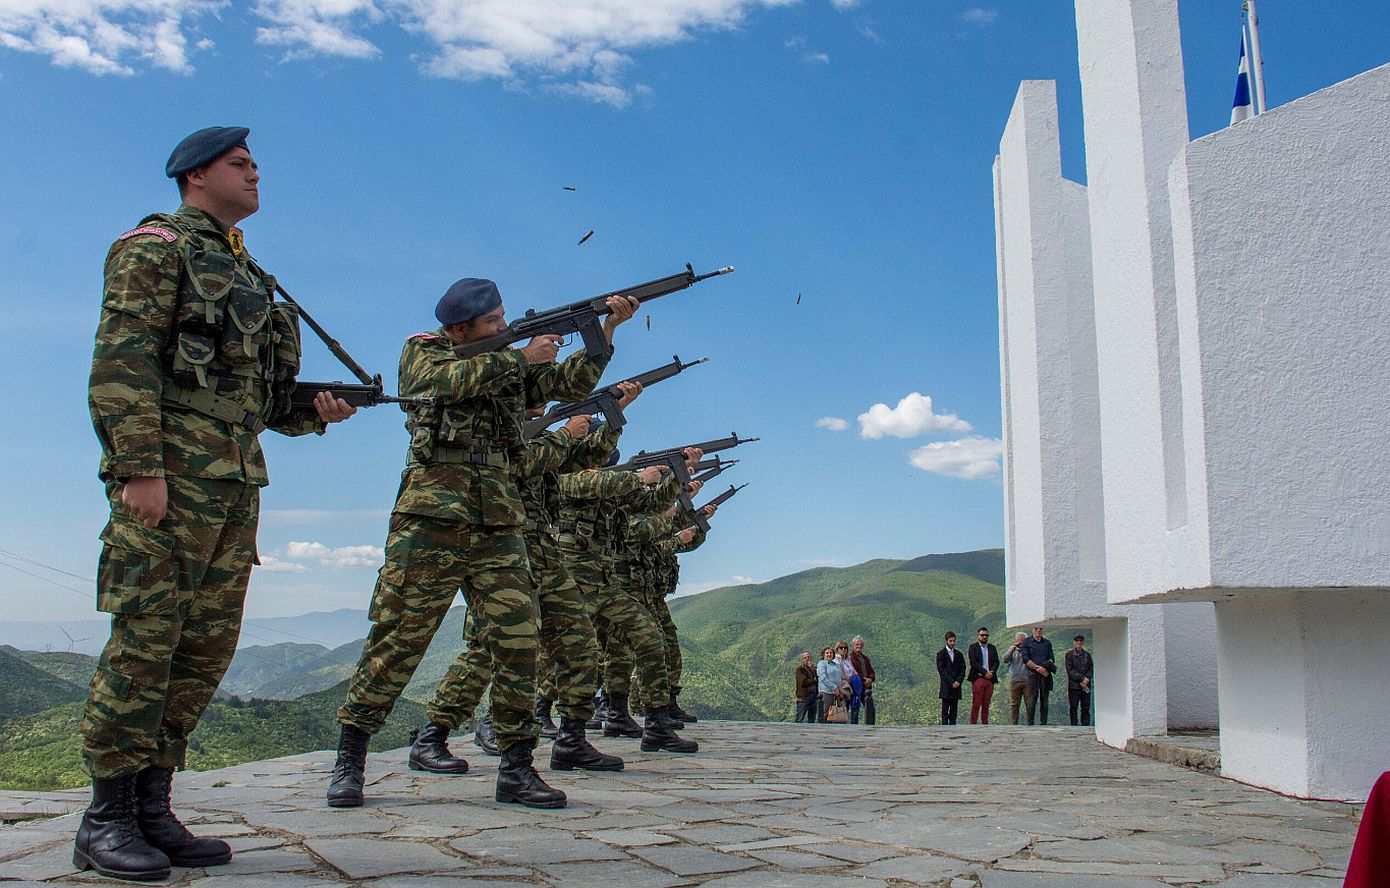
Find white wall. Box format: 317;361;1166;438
1164;62;1390;596
1217;592;1388;801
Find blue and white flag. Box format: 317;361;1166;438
1231;30;1253;124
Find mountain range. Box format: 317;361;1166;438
0;549;1091;791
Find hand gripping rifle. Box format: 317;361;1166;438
452;264;734;362
614;433;759;533
276;285;434;410
681;482;747;528
522;355;708;439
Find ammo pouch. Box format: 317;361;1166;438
266;301;302;421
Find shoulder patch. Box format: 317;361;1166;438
408;331;441;341
119;226;177;243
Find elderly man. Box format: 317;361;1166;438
79;127;355;880
849;636;876;725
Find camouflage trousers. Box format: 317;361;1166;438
632;586;683;708
81;477;259;778
338;513;539;752
427;529;598;726
563;555;668;701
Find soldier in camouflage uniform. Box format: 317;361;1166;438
80;127;356;881
414;393;639;775
558;462;701;753
630;508;710;722
328;277;638;810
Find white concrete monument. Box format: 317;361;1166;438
995;0;1390;801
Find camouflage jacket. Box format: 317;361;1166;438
88;204;322;486
557;469;682;561
517;423;622;537
391;331;608;526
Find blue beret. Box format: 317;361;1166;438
166;126;250;179
437;278;502;325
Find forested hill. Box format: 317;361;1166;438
670;549;1045;725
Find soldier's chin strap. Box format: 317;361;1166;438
273;284;376;386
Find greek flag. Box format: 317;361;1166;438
1231;30;1253;124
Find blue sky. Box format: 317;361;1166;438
2;1;1386;623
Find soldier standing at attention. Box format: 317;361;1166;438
328;279;638;809
80;127;356;881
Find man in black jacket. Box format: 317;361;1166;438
966;627;1000;724
935;632;966;725
1064;635;1094;727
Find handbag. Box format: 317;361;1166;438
825;700;849;723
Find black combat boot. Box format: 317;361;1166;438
640;706;699;753
585;691;606;730
669;690;699;723
326;724;369;808
495;739;567;808
602;692;643;738
73;774;172;881
535;695;559;740
408;722;470;774
550;717;624;772
134;767;233;867
472;713;500;756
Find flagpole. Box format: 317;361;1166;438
1243;0;1267;113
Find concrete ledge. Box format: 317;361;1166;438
1125;732;1221;773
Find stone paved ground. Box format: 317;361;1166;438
0;723;1362;887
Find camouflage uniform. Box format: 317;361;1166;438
426;423;620;728
337;332;606;752
558;470;681;702
83;205;322;778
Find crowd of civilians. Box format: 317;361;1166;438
792;628;1094;727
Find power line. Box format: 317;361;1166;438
0;556;93;601
0;546;95;584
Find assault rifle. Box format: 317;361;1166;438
276;284;432;410
680;482;747;528
691;458;738;485
452;264;734;362
615;434;759;533
522;355;708;439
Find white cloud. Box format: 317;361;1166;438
0;0;214;75
829;0;858;8
801;51;828;64
285;540;384;568
961;7;998;26
257;554;309;573
907;436;1003;480
815;416;848;431
731;574;756;584
858;392;972;439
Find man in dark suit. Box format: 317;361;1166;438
1021;626;1056;725
1064;634;1093;727
966;627;1001;724
935;632;966;725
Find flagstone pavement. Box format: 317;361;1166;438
0;723;1362;887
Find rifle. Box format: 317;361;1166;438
616;434;757;533
452;264;734;362
522;355;708;439
680;482;747;528
691;458;738;485
616;433;760;471
275;284;432;410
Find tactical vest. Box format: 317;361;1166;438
404;372;525;470
154;212;299;432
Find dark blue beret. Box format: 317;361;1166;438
166;126;250;179
437;278;502;325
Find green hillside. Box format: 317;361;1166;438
252;640;364;699
0;648;88;720
2;648;99;688
671;550;1085;726
220;642;335;697
0;681;426;791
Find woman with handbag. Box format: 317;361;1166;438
816;647;847;723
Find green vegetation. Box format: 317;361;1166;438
671;550;1088;726
0;681;424;791
0;647;88;720
0;549;1099;792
